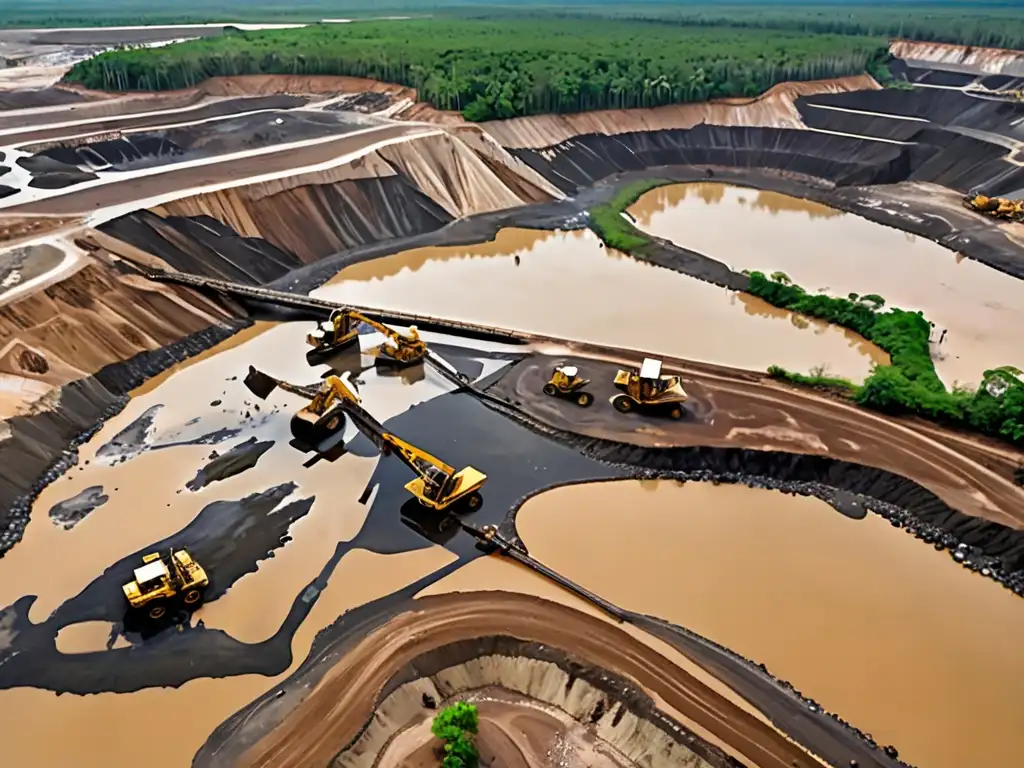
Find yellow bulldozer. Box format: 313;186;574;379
122;548;209;620
612;357;689;420
962;191;1024;222
244;366;487;511
306;308;428;366
543;365;594;407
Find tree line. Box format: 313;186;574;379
64;18;888;121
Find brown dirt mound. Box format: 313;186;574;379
235;590;819;768
890;39;1024;76
482;74;880;149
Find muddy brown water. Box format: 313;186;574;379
0;318;473;766
314;227;888;382
514;479;1024;768
629;182;1024;386
0;546;457;767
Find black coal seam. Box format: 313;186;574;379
331;636;742;768
0;318;251;558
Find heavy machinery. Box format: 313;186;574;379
245;365;349;450
611;357;689;420
962;191;1024;222
306;308;428;366
244;367;487;511
543;365;593;407
122;549;209;620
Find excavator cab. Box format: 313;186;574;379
612;357;688;420
375;324;428;367
244;365;350;450
306;309;359;364
543;364;593;407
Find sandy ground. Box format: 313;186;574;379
629;182;1024;386
378;688;637;768
516;479;1024;768
234;584;819;768
489;352;1024;529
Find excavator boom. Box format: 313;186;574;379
243;366;485;510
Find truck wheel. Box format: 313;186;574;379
182;587;205;607
576;391;593;407
612;395;634;413
147;601;168;620
668;406;684;420
543;383;557;396
465;492;483;511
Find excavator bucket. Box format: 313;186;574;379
244;365;279;400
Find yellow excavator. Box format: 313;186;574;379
122;549;209;620
962;191;1024;222
612;357;689;420
243;366;487;511
542;365;594;407
306;308;428;366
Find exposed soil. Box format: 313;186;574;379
227;591;822;768
486;352;1024;548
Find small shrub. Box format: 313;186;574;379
432;702;480;768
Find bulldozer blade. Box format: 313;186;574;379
243;366;279;400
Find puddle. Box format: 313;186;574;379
514;479;1024;768
55;621;118;653
314;228;887;381
0;321;460;623
629;183;1024;385
0;546;456;768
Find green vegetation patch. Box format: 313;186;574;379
588;179;674;252
585;179;1024;447
431;701;479;768
747;272;1024;444
63;17;886;120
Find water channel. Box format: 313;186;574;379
313;227;888;381
629;182;1024;386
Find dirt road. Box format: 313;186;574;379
489;351;1024;530
7;123;438;215
236;591;821;768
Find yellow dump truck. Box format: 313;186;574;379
122;549;209;620
543;365;593;407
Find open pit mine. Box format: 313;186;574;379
1;27;1023;768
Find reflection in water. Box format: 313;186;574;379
316;228;887;381
515;480;1024;768
630;183;1024;385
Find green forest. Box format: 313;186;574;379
64;18;890;121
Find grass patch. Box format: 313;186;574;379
588;179;673;252
767;365;858;394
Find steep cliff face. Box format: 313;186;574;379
95;128;561;280
0;245;236;417
482;74;879;149
890;40;1024;76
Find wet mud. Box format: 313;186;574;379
516;479;1024;768
47;484;107;530
318;227;886;381
486;352;1024;581
629;182;1024;384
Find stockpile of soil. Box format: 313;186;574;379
0;87;97;110
15;154;97;189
